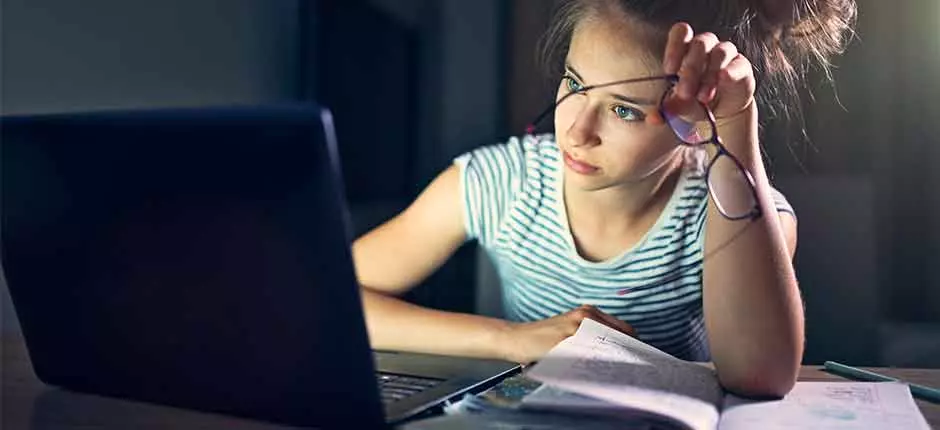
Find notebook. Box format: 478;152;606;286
519;319;931;430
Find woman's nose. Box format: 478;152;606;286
566;105;601;148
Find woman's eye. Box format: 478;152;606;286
564;76;583;93
612;105;645;121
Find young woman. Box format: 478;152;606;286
352;0;856;397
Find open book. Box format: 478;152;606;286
522;318;930;430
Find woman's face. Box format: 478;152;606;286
554;15;680;192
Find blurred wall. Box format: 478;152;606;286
1;0;302;335
0;0;301;115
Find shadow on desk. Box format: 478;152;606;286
27;388;298;430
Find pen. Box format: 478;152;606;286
824;361;940;404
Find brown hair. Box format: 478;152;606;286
539;0;857;122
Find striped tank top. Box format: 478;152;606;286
454;133;794;361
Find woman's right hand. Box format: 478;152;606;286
496;305;636;364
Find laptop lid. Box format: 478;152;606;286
1;105;387;428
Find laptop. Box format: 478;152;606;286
0;105;520;428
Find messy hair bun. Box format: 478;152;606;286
540;0;858;122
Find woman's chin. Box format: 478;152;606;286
565;170;616;191
565;166;665;192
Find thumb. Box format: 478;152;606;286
578;305;637;337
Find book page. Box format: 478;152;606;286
719;382;931;430
526;318;722;430
522;385;697;430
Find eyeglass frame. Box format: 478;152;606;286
525;74;762;221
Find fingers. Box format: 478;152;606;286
716;54;757;118
662;23;757;119
571;305;637;337
676;32;718;100
721;54;754;87
698;41;738;103
662;22;693;74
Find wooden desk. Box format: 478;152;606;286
3;333;938;429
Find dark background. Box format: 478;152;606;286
2;0;938;367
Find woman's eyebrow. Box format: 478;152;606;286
612;93;657;107
564;63;586;82
565;63;658;106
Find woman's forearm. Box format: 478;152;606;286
359;288;512;360
703;109;804;397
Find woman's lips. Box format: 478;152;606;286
563;151;599;174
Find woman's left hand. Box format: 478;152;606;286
661;22;757;122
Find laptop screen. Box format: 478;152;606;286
1;105;386;428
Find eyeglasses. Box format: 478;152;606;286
526;74;762;221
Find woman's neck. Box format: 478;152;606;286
564;154;683;239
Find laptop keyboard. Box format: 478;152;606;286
376;372;442;405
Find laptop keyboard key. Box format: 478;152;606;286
376;372;442;405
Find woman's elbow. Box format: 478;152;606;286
719;363;799;399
